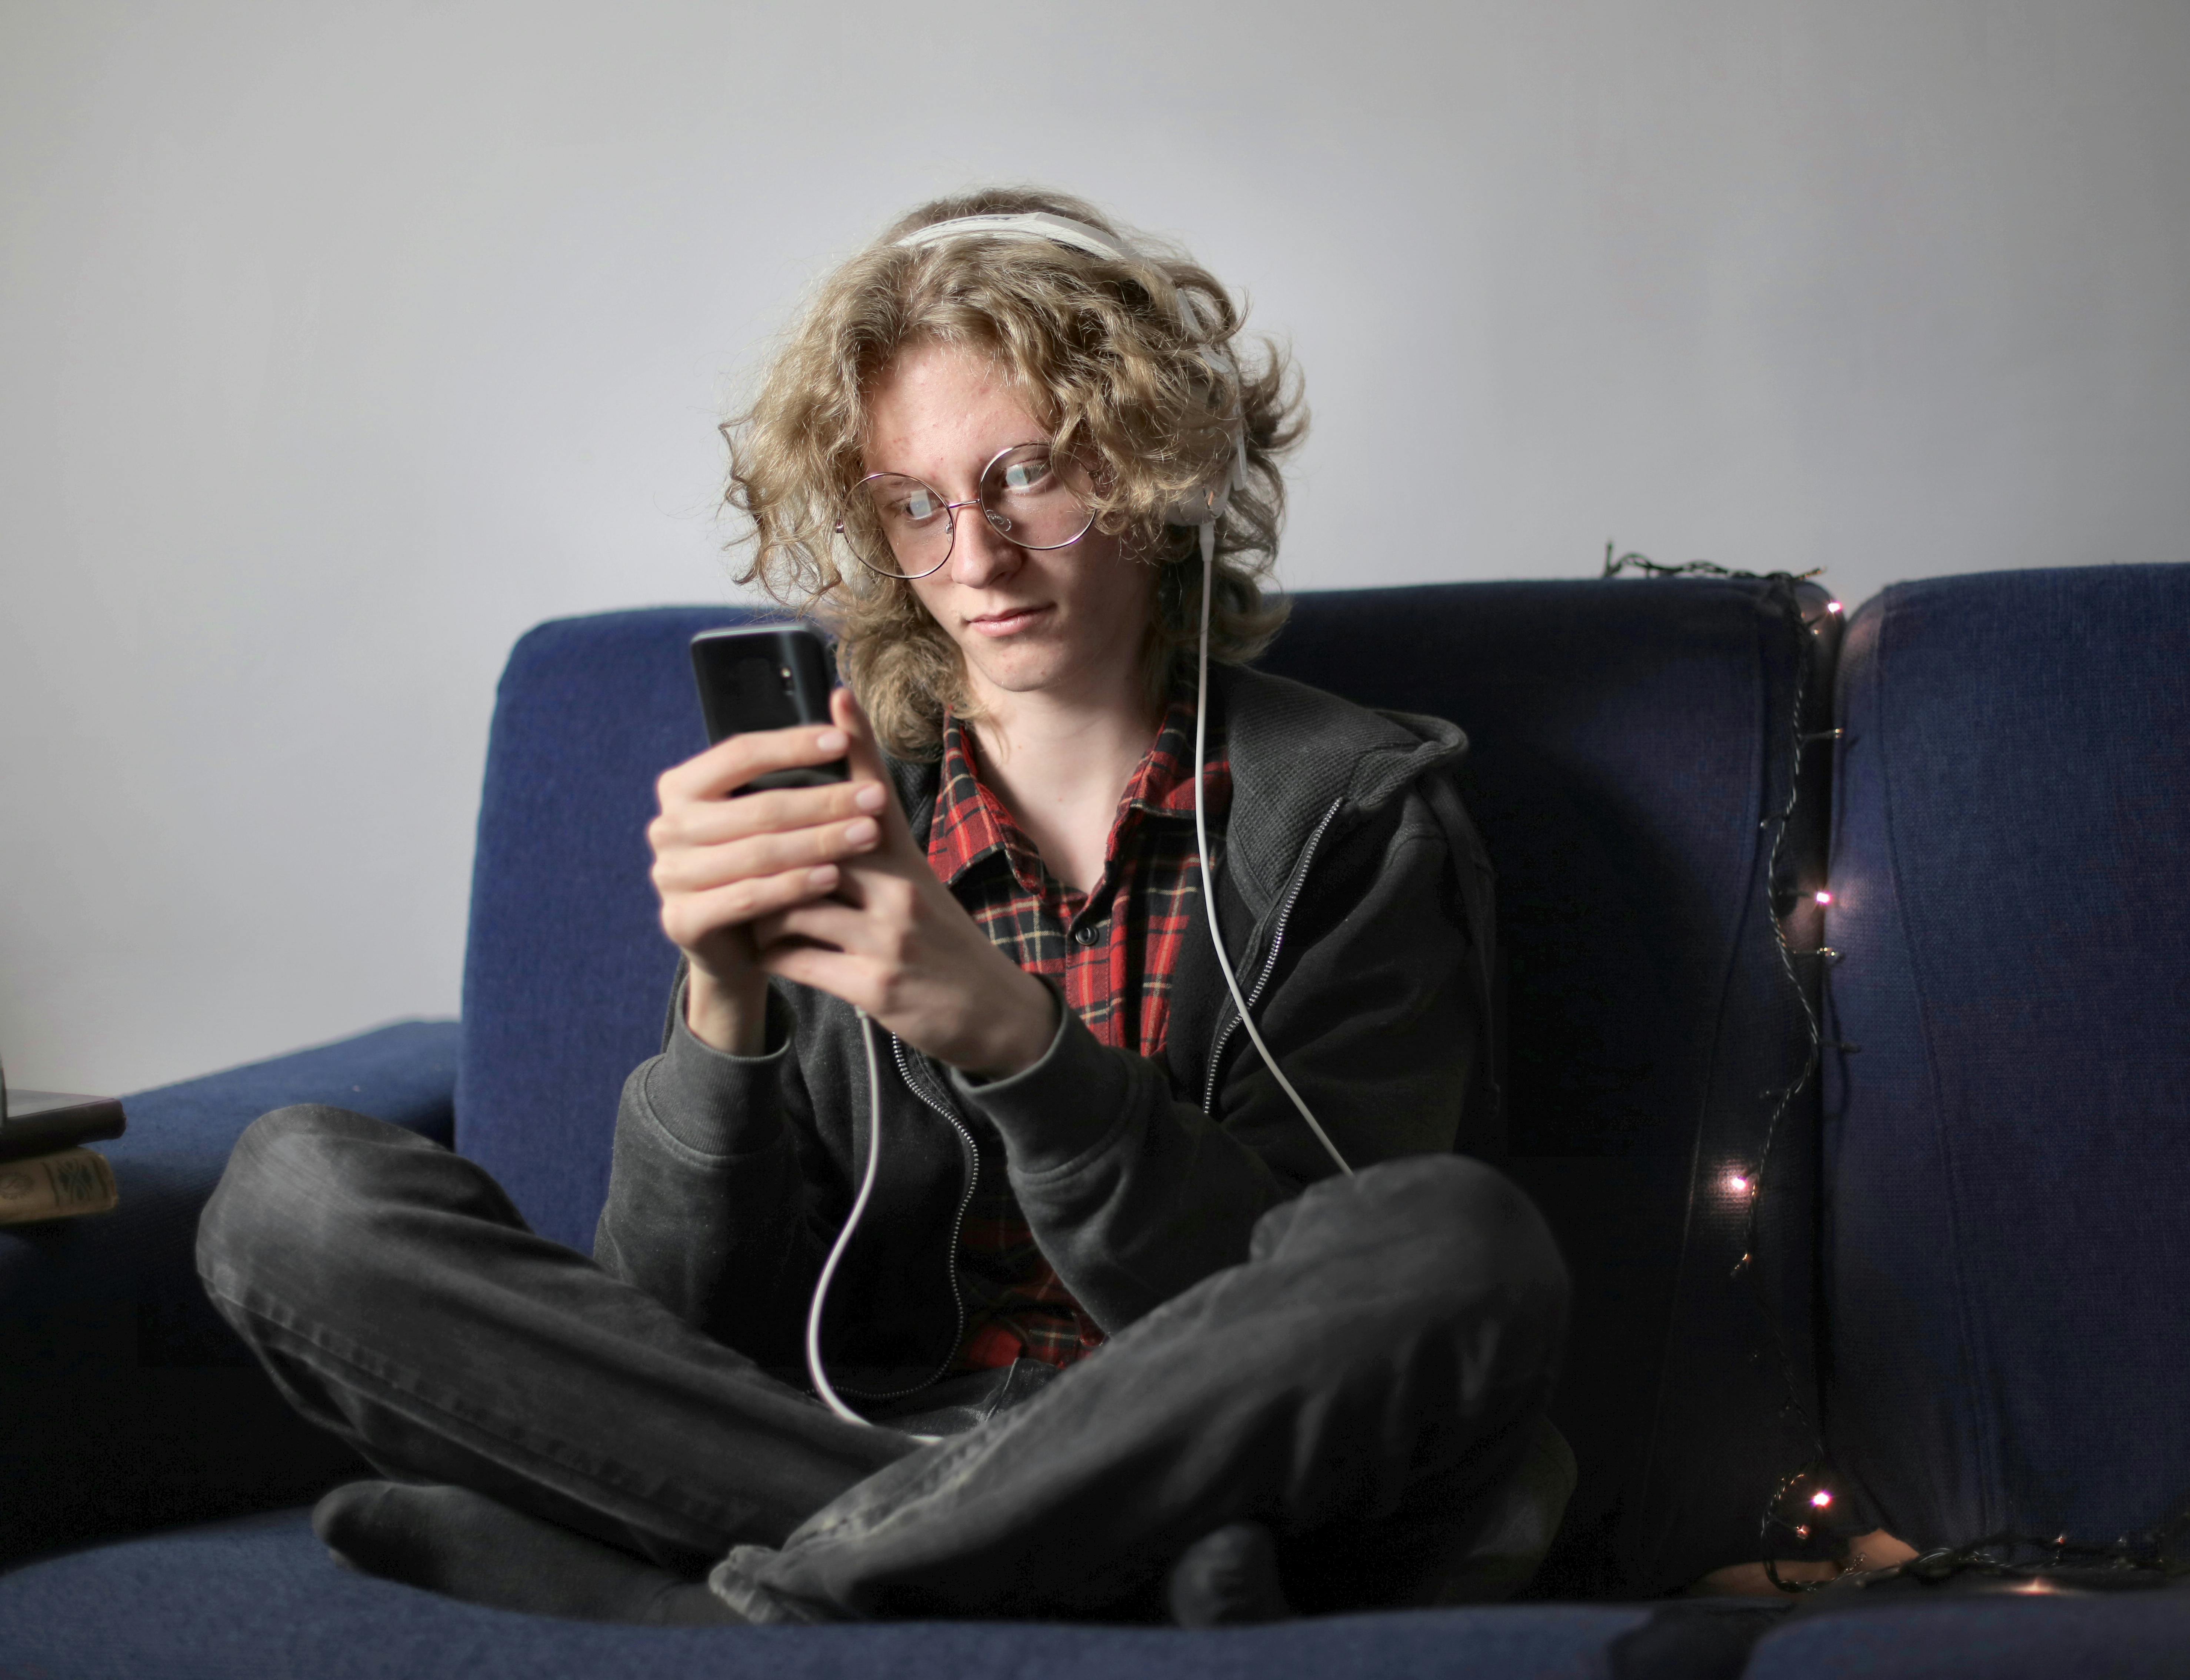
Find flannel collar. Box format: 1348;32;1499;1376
926;688;1223;897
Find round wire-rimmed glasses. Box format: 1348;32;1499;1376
834;442;1097;581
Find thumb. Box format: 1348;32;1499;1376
832;685;909;842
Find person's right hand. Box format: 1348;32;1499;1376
647;722;890;1053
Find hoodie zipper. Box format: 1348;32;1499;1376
839;789;1350;1384
829;1033;978;1402
1201;796;1347;1114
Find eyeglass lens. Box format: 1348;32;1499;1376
839;444;1094;579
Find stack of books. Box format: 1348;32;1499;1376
0;1082;124;1226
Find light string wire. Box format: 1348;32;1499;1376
1603;545;1839;1590
1869;1498;2190;1589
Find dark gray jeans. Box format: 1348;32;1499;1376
196;1105;1570;1621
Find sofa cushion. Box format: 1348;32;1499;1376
0;1508;1654;1680
1;1021;460;1566
1822;563;2190;1551
1745;1594;2190;1680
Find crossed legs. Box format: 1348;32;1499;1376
198;1105;1569;1623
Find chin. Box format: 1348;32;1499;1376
955;620;1144;702
967;654;1069;695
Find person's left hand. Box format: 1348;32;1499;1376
750;687;1059;1079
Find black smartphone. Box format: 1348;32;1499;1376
689;626;848;791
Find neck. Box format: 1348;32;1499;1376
964;651;1168;895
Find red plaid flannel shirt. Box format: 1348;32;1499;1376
926;691;1230;1372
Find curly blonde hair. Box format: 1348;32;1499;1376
721;186;1306;759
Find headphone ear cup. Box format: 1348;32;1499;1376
1162;427;1245;528
1164;407;1247;528
1164;489;1220;528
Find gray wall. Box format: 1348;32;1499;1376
4;0;2186;1093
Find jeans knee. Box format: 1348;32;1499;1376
1298;1153;1571;1328
196;1104;418;1307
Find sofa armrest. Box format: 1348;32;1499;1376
0;1020;460;1567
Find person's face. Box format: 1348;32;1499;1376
861;340;1153;714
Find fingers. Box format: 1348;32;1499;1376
657;722;852;806
758;942;881;1015
653;775;886;852
749;869;931;988
647;689;906;965
661;862;844;952
651;810;883;897
752;895;871;958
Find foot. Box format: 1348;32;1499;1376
311;1481;744;1624
1166;1520;1292;1626
1689;1529;1921;1598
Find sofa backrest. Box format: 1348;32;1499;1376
457;580;1831;1594
458;604;764;1250
1261;579;1835;1593
1823;563;2190;1555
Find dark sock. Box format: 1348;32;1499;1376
1166;1520;1293;1627
311;1480;744;1626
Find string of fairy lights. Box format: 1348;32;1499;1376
1601;544;1846;1588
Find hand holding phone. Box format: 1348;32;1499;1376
660;625;1058;1077
650;628;882;1051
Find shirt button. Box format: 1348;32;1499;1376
1073;922;1100;946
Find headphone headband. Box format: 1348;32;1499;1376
895;211;1208;331
894;211;1136;265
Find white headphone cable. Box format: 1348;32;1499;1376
805;1008;886;1429
1191;520;1353;1177
804;1009;942;1442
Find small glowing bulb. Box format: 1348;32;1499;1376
1795;1524;1811;1538
1811;1490;1833;1509
1727;1173;1752;1195
1814;890;1833;906
1827;600;1844;614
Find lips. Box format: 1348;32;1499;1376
965;605;1052;637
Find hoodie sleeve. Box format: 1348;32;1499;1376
592;975;834;1360
945;785;1486;1333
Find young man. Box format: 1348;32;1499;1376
196;188;1572;1625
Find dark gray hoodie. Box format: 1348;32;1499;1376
594;664;1499;1400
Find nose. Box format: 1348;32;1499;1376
947;501;1023;588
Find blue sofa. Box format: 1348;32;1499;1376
3;564;2184;1678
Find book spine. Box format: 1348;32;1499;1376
0;1148;120;1225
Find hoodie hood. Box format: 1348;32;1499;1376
1217;663;1469;919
